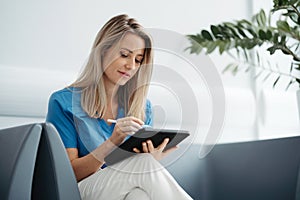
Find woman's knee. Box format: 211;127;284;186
124;187;150;200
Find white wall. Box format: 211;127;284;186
0;0;251;72
1;0;298;143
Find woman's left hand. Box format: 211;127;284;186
133;138;178;161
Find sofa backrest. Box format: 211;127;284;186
31;123;81;200
0;123;81;200
0;124;42;199
167;136;300;200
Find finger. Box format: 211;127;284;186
116;121;141;133
117;119;142;130
142;142;148;153
119;125;140;133
117;116;144;125
133;147;141;153
127;116;144;126
162;146;178;155
146;140;154;152
113;127;135;139
157;138;170;151
126;120;143;130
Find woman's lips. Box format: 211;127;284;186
118;70;130;77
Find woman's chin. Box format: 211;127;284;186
115;80;128;86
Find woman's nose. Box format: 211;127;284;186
125;58;135;69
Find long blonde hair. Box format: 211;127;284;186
70;14;153;120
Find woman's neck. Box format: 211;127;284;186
103;75;119;102
104;86;119;121
105;86;118;103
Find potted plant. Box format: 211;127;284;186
187;0;300;116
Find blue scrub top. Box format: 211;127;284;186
46;87;153;157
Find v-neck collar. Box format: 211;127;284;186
98;107;125;132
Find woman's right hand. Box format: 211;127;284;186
109;116;144;145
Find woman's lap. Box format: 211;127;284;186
78;154;193;200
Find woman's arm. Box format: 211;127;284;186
67;116;144;182
66;139;118;182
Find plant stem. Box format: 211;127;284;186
291;5;300;17
226;51;299;80
280;45;300;61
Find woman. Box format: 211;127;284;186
46;14;192;200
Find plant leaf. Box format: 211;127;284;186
256;51;261;66
273;76;280;88
232;64;239;75
211;25;222;39
262;72;272;82
201;30;214;41
285;79;295;90
259;9;267;27
254;69;264;79
222;63;233;74
258;29;267;40
265;29;273;40
242;49;249;61
219;41;227;54
277;20;291;32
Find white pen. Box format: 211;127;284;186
107;119;151;128
107;119;117;123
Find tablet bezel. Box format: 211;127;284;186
104;127;190;166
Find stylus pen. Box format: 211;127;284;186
107;119;151;128
107;119;117;123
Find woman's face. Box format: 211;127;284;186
102;32;145;87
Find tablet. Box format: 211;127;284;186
104;127;190;166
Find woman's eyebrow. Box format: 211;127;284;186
121;48;144;57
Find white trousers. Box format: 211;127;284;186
78;153;193;200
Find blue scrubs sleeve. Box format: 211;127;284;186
145;99;153;126
46;93;77;148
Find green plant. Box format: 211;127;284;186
187;0;300;89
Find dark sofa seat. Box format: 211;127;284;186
167;136;300;200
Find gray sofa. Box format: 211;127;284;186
0;123;81;200
1;123;300;200
167;136;300;200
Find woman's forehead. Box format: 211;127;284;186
119;33;145;54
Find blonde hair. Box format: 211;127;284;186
70;14;153;120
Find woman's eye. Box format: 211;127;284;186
120;51;128;57
135;59;142;64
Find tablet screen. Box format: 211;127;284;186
104;127;190;166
